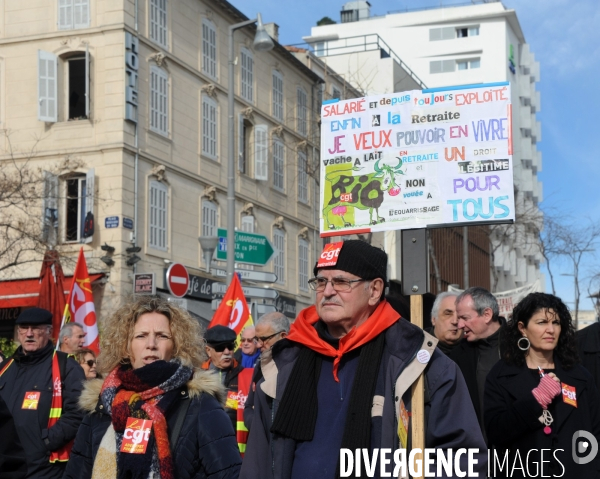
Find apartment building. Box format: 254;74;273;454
304;1;543;292
0;0;354;335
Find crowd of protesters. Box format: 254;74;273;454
0;240;599;478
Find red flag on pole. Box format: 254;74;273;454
208;274;253;336
61;248;99;353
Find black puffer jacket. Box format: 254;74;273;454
63;369;242;479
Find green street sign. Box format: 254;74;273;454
216;228;275;266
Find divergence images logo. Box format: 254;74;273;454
572;430;598;465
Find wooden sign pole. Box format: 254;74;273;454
401;228;428;479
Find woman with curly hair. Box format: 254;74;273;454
64;296;241;479
484;292;600;478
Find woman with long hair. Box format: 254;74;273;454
485;293;600;478
64;296;241;479
74;348;99;380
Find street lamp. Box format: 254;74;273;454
198;236;218;273
227;13;274;285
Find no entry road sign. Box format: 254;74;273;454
166;263;189;298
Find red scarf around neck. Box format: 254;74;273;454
286;300;399;381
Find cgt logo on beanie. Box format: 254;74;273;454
314;240;388;285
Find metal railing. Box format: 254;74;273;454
315;34;427;89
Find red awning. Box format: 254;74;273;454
0;274;104;308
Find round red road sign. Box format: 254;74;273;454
166;263;189;298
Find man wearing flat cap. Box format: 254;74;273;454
0;307;85;479
241;240;487;479
202;324;243;431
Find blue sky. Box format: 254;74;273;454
232;0;600;311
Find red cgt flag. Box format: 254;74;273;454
61;248;99;354
209;274;253;337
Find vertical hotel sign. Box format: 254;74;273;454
125;32;139;123
319;83;514;236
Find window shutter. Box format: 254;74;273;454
42;171;59;247
83;168;95;243
85;43;90;118
58;0;73;30
38;50;58;122
298;238;309;291
238;114;245;173
149;181;168;250
74;0;90;29
254;125;268;181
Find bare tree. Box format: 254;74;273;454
0;131;86;276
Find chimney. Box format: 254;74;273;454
264;23;279;43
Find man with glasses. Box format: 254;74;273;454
234;326;260;368
241;240;486;479
0;307;85;479
243;312;290;430
202;324;243;431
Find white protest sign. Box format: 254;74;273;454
319;82;514;236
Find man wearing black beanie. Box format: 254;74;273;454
241;240;487;479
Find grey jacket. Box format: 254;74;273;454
240;316;487;479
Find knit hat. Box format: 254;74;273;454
314;240;388;285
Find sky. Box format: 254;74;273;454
232;0;600;311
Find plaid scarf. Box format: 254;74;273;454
100;360;193;479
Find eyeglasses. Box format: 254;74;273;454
254;331;284;344
85;359;96;368
240;338;255;343
210;343;235;352
307;277;365;292
17;325;49;333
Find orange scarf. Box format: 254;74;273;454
286;300;399;381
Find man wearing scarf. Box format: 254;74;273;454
0;308;85;479
240;240;487;479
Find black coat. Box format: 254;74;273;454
0;394;27;479
63;369;242;479
0;343;85;479
484;358;600;478
577;322;600;390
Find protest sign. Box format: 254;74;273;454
319;82;514;236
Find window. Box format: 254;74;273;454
239;215;255;271
298;238;309;292
38;49;91;122
202;95;217;159
457;26;479;38
254;125;268;181
273;137;285;191
238;115;249;173
201;199;217;237
298;150;308;203
272;70;284;122
240;47;253;103
64;169;94;244
332;86;342;101
273;228;285;284
241;215;254;233
457;58;481;70
58;0;90;30
429;27;454;41
430;60;455;74
297;87;307;136
150;66;168;136
149;180;168;250
314;42;325;56
150;0;167;47
202;19;217;79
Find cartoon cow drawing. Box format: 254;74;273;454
323;158;404;229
